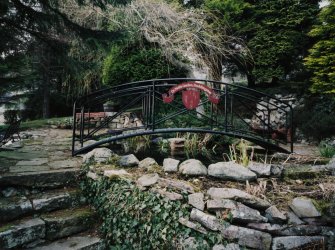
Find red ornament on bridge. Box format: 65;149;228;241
162;82;220;110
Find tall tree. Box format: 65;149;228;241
204;0;319;86
304;0;335;94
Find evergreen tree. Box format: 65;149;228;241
304;0;335;94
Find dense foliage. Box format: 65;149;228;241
305;0;335;94
102;45;188;86
81;176;224;249
204;0;319;86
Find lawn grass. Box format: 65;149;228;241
0;117;72;131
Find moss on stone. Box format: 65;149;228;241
0;222;14;233
312;199;332;216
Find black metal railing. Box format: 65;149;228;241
72;78;293;156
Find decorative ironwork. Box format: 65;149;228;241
72;78;293;156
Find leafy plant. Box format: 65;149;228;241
319;141;335;158
81;176;224;249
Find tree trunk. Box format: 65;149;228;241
42;73;50;119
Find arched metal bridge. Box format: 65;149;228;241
72;78;293;156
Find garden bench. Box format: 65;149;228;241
0;119;21;146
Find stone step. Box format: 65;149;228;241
0;217;45;249
0;188;84;223
40;207;96;241
31;235;104;250
0;168;81;188
0;207;96;249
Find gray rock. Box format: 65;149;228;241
270;165;284;177
41;207;95;240
246;223;284;234
119;154;139;167
272;236;325;250
190;209;221;231
83;148;113;163
188;193;205;211
212;243;240;250
215;201;268;224
31;236;104;250
178;217;207;234
290;197;321;218
277;225;335;236
152;188;183;201
104;169;130;178
139;157;159;170
163;158;180;172
207;188;271;210
158;178;194;193
86;171;99;180
0;196;33;222
286;210;305;225
137;173;159;187
208;161;257;181
248;162;271;177
179;159;207;176
220;224;272;250
1;187;17;198
265;205;286;224
0;218;45;249
207;199;237;211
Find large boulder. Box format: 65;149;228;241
207;188;271;210
208;161;257;181
289;197;321;218
83;148;113;163
179;159;207;176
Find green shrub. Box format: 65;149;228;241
319;141;335;158
81;176;224;249
102;44;188;87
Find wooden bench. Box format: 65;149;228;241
0;119;21;146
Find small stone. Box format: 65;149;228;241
207;199;236;211
212;243;240;250
215;201;268;224
295;179;303;184
151;188;183;201
248;162;271;177
103;169;130;178
139;157;158;170
83;148;113;163
1;187;17;198
290;197;321;218
163;158;180;172
137;173;159;187
86;171;99;180
178;217;207;234
265;205;286;224
272;236;325;250
286;211;305;225
190;209;221;231
271;165;284;177
119;154;139;167
246;223;283;234
207;188;271;210
179;159;207;176
220;224;272;250
208;161;257;181
158;178;194;193
188;193;205;211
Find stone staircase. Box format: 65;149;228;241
0;129;104;249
